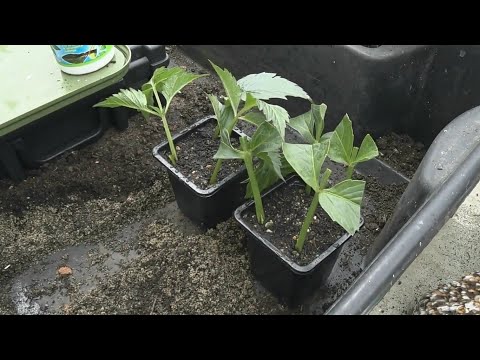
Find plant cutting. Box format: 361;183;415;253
206;61;311;185
286;104;380;251
213;122;283;224
94;66;208;164
144;61;311;227
96;60;311;227
283;142;366;252
234;106;380;306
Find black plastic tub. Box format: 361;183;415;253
235;175;363;307
181;44;480;313
153;116;248;228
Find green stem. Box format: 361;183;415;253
244;153;264;224
346;164;354;180
162;114;177;165
209;158;223;185
315;123;322;142
296;169;332;252
152;88;176;164
305;184;312;195
296;192;320;252
213;124;220;139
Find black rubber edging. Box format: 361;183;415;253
325;141;480;315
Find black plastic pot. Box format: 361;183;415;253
234;175;363;307
153;116;249;228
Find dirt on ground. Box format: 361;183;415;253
377;132;426;179
0;46;420;315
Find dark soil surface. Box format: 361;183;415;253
376;132;426;179
243;178;345;266
162;120;244;190
0;45;420;315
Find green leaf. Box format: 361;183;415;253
161;70;208;106
141;83;156;119
237;72;311;101
328;114;354;166
150;67;183;91
282;142;330;191
354;134;379;164
248;122;283;155
312;103;326;140
213;129;244;160
240;92;258;114
257;100;290;139
94;88;152;115
207;95;236;132
209;61;242;115
289;110;316;144
264;151;283;181
208;94;224;122
319;179;365;235
240;111;267;127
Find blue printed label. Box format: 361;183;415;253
50;45;113;67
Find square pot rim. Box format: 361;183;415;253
152;115;248;197
234;174;363;274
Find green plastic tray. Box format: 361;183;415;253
0;45;131;137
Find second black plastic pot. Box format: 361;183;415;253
234;175;363;307
153;116;249;228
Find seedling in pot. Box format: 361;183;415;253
94;67;208;165
214;122;283;224
283;141;366;252
206;61;311;184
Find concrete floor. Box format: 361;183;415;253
370;180;480;315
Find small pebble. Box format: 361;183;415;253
58;266;73;277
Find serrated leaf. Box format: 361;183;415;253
257;100;290;139
282;142;330;191
237;72;311;101
150;67;183;91
354;134;379;164
248;122;283;155
213;129;244;160
161;70;208;106
209;61;242;115
94;88;152;114
319;179;365;235
141;83;156;119
240;111;267;127
328;114;354;166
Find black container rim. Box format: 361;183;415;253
152;116;248;198
234;175;364;274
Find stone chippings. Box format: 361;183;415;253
414;272;480;315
